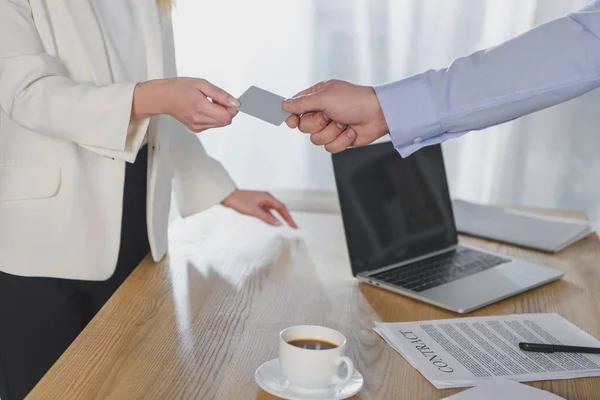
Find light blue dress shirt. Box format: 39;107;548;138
375;1;600;157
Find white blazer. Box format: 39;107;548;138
0;0;236;280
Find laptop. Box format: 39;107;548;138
332;142;564;313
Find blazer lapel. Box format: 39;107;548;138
59;0;112;84
57;0;164;83
134;2;165;81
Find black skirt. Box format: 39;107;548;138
0;145;151;400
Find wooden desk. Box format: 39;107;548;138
28;210;600;399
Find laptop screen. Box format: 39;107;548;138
332;142;457;276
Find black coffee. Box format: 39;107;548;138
288;339;338;350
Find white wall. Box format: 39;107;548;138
171;0;600;223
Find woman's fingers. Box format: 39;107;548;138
191;79;240;126
162;77;241;132
187;108;237;132
254;209;282;227
187;123;217;133
227;107;239;118
186;111;223;131
261;195;297;228
196;96;235;126
220;190;297;228
195;79;240;108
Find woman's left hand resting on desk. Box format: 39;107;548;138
222;190;298;228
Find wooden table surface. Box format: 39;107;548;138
28;209;600;400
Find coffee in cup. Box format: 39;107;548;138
287;338;338;350
278;325;354;390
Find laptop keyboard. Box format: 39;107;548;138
369;247;510;293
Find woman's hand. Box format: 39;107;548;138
221;190;298;228
132;78;240;133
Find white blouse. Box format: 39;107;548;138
91;0;149;145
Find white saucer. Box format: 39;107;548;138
255;359;364;400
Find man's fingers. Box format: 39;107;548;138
309;121;346;145
324;128;356;153
285;114;300;129
195;79;240;108
290;81;329;99
283;90;326;115
298;112;329;134
284;81;335;126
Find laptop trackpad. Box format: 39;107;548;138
419;262;563;313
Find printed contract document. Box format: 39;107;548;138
374;314;600;389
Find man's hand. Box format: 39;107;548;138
282;80;389;153
221;190;297;228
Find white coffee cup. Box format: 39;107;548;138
278;325;355;390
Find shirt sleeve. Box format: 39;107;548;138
375;0;600;157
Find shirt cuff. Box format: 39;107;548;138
374;74;444;156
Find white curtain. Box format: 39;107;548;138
172;0;600;223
